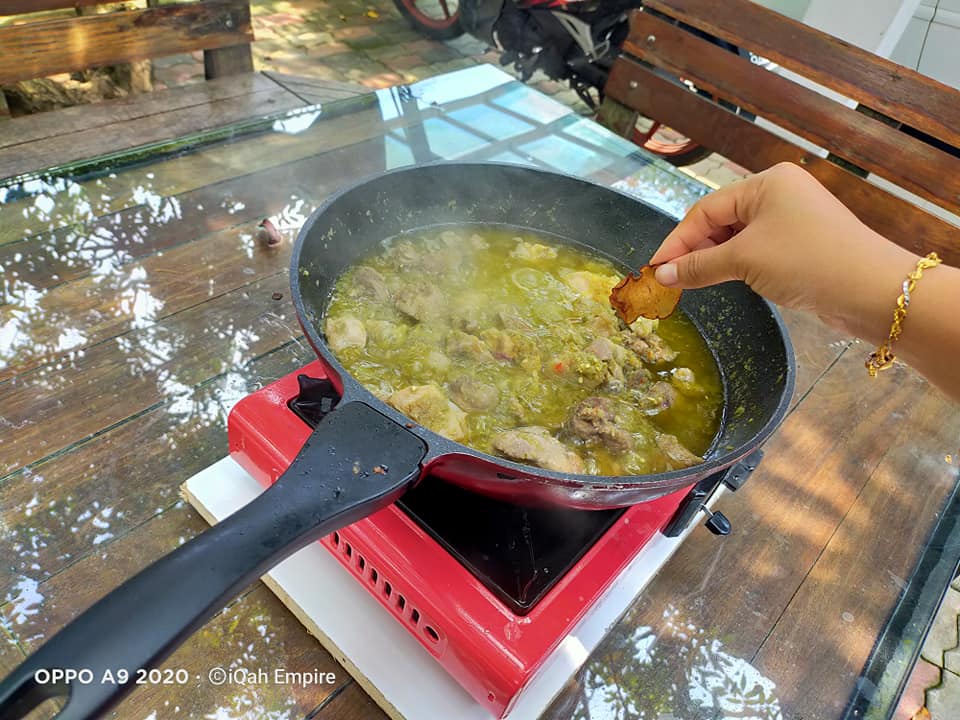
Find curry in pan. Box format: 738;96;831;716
325;225;722;476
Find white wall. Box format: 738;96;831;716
751;0;812;20
891;0;960;88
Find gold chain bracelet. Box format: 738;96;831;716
866;252;942;376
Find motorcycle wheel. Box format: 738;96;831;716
393;0;464;40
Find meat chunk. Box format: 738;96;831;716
449;376;499;412
395;280;445;322
586;336;617;362
671;366;703;395
481;328;541;372
389;384;468;441
551;350;608;389
468;233;489;250
420;247;462;275
623;331;678;365
586;312;620;338
480;327;515;359
492;427;585;474
448;291;487;333
384;239;421;269
567;397;632;454
325;315;366;352
365;320;406;347
655;432;703;469
638;381;677;416
424;350;451;374
628;317;659;339
350;266;390;303
625;366;654;389
445;330;494;362
511;238;558;262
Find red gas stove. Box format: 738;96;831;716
227;362;758;718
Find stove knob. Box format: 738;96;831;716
702;508;731;536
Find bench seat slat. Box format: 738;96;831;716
621;12;960;213
605;58;960;268
644;0;960;151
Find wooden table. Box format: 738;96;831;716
0;66;957;720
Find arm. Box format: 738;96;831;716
648;162;960;402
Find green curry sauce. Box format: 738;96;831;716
325;225;722;476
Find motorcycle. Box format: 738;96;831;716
391;0;738;166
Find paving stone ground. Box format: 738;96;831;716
153;3;951;717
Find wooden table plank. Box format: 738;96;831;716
0;86;305;181
0;1;107;16
314;682;391;720
0;272;299;478
0;101;393;247
108;584;349;720
0;139;390;389
0;212;295;381
755;376;960;719
0;74;278;151
0;343;311;602
0;132;391;297
0;504;350;718
775;307;850;402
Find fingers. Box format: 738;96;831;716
649;175;759;266
654;241;741;289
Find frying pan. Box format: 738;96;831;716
0;163;795;720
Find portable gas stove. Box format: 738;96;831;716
225;362;761;718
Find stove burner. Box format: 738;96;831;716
287;373;625;615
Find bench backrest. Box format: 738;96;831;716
601;0;960;267
0;0;254;88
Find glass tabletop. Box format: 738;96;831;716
1;65;957;720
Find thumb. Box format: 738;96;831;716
654;243;739;289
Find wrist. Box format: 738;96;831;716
823;238;921;344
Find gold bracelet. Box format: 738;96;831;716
866;252;942;377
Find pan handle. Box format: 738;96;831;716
0;402;426;720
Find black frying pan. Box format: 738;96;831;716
0;163;795;720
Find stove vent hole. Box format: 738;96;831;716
411;609;420;626
370;568;379;584
383;581;392;598
332;532;340;546
397;595;406;611
345;543;353;558
425;626;439;643
358;555;365;571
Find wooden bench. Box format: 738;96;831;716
0;0;255;118
597;0;960;268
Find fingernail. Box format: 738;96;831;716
655;263;678;286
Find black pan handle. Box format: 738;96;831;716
0;402;426;720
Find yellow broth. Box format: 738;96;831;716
325;225;723;476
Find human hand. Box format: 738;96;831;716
649;162;918;339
